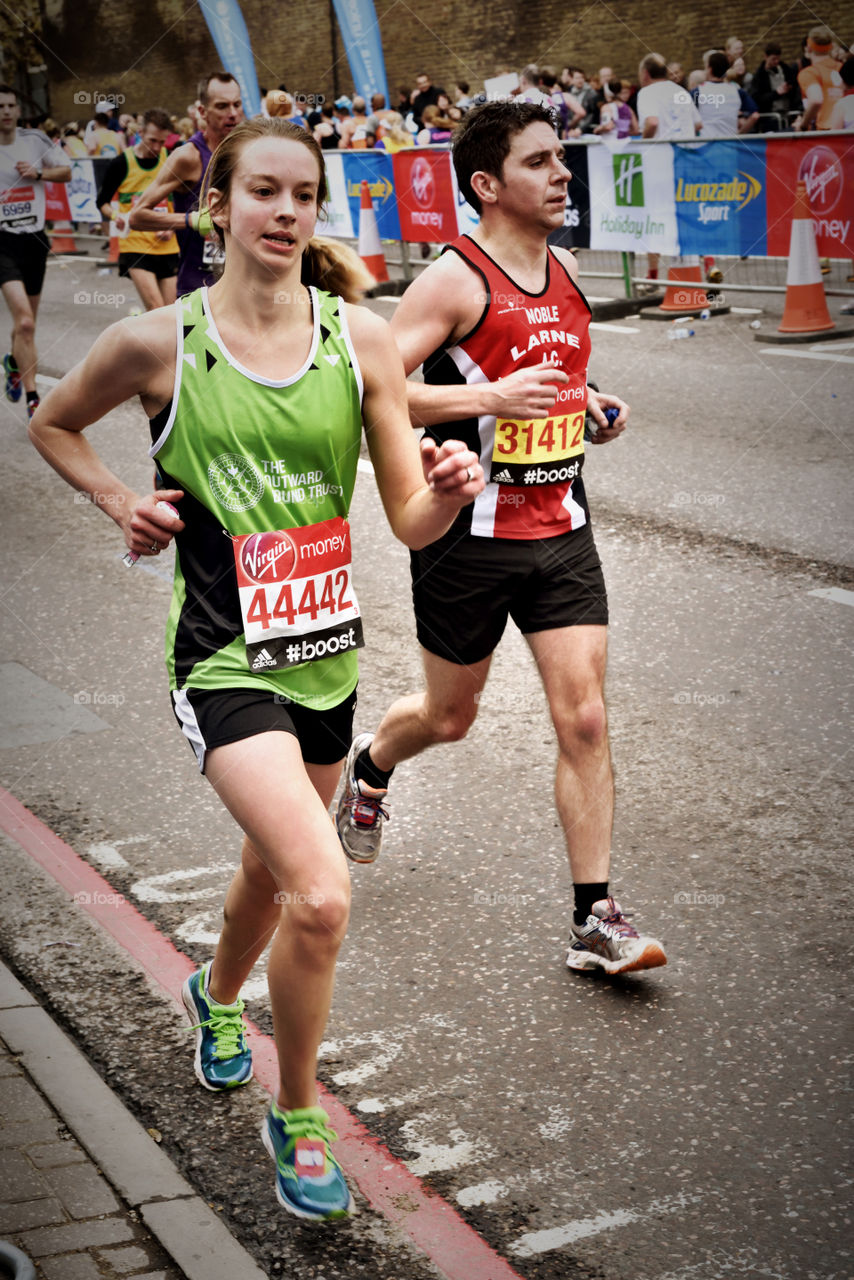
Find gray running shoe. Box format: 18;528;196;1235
566;897;666;975
336;732;389;864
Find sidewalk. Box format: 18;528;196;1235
0;960;266;1280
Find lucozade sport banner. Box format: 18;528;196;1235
673;140;767;256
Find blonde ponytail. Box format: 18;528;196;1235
301;235;375;303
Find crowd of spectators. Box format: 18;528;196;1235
13;22;853;157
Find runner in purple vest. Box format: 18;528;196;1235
129;71;242;295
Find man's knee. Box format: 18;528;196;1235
554;695;608;754
12;312;35;342
428;698;479;744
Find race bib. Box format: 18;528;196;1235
202;236;226;266
490;411;585;486
232;517;364;673
0;185;37;231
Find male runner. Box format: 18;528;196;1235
0;84;70;418
96;108;179;311
337;101;666;977
128;72;242;295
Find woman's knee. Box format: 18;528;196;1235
282;884;351;950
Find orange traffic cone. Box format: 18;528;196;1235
108;219;120;264
49;220;78;253
778;181;833;335
755;181;853;343
357;179;388;283
642;256;728;319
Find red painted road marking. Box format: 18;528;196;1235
0;787;525;1280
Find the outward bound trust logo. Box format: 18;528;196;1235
613;154;644;207
208;453;264;513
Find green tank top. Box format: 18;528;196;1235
150;285;364;709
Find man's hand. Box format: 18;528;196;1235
485;363;570;419
586;388;629;444
420;438;484;499
15;161;41;180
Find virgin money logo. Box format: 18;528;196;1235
799;147;843;215
411;157;434;208
240;531;296;584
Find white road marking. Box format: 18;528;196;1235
760;348;854;364
731;306;763;315
510;1192;702;1257
131;864;233;903
356;1098;386;1113
457;1179;508;1207
809;587;854;607
589;322;640;334
810;340;854;351
87;835;148;869
357;458;374;475
399;1116;484;1176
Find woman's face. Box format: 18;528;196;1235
211;136;321;268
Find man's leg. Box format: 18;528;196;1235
336;648;492;862
1;279;38;393
128;266;168;312
526;624;665;974
158;273;178;307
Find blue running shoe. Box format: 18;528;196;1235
4;353;21;403
181;963;252;1091
261;1103;352;1220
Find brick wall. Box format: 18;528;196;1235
44;0;852;123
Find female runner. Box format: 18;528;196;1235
29;117;482;1220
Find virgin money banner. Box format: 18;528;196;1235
44;181;71;221
392;150;457;243
197;0;262;119
331;0;390;105
588;140;678;254
673;140;767;256
765;137;854;258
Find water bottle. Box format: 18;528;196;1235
667;325;694;340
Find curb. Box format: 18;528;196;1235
753;322;854;343
0;960;267;1280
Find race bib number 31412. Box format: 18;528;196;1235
491;411;585;486
232;517;364;673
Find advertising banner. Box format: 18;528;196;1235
44;181;72;221
392;150;457;243
340;152;400;240
673;140;767;256
319;152;356;238
197;0;262;119
331;0;390;105
765;137;854;258
549;143;591;251
588;140;678;254
66;159;101;223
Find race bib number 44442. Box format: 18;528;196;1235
232;517;364;673
491;411;585;486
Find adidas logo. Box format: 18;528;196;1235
492;469;513;484
252;647;277;669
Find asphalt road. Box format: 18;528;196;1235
0;257;851;1280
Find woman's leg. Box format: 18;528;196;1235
204;732;350;1111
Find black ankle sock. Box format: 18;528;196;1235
26;390;39;404
573;882;609;926
354;744;394;790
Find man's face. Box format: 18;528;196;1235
138;124;169;159
728;40;743;62
599;67;613;84
200;79;243;139
416;75;431;95
668;63;683;82
0;93;20;133
570;71;585;91
765;53;781;69
491;121;570;231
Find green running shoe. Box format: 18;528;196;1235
181;962;252;1091
261;1103;352;1220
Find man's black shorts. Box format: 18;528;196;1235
0;229;50;297
411;523;608;666
117;251;179;280
171;686;357;773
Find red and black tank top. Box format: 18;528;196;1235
423;234;592;540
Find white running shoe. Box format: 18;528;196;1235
335;733;389;864
566;897;667;975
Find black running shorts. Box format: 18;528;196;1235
117;252;179;280
0;229;50;297
171;686;357;773
410;523;608;666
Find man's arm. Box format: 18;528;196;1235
128;142;201;231
641;116;658;138
390;251;569;428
